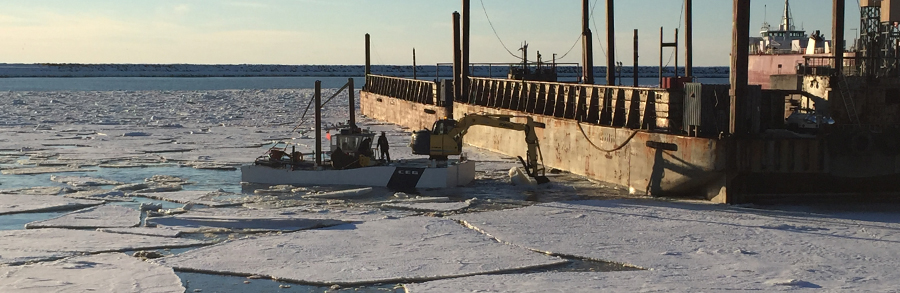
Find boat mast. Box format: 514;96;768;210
780;0;793;31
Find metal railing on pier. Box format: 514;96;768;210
364;75;438;105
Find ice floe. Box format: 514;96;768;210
0;253;185;293
452;199;900;291
382;200;472;212
132;190;249;207
0;228;206;265
0;194;100;215
98;227;183;238
25;205;140;229
153;217;567;285
50;175;123;187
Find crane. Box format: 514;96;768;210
410;114;549;184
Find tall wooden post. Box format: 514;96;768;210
314;80;322;167
452;12;462;103
462;0;470;99
413;48;417;79
348;78;355;129
833;0;845;75
365;34;371;76
582;0;594;84
685;0;693;77
675;28;679;78
634;29;639;87
606;0;616;86
730;0;750;135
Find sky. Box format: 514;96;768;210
0;0;863;66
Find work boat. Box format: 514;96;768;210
240;79;475;190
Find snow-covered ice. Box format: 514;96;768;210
452;199;900;291
25;205;140;229
49;175;123;187
382;200;471;212
0;253;185;293
63;189;132;201
153;217;567;285
147;215;344;232
98;227;183;238
0;228;206;265
0;194;100;215
132;190;248;207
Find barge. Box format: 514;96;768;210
359;0;900;203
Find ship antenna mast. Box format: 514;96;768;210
781;0;793;31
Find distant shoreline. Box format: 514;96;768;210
0;64;730;79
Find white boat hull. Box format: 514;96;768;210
240;161;475;189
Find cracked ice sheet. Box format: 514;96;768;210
0;194;100;215
404;271;775;293
0;228;206;265
382;201;471;212
131;190;249;207
452;199;900;291
25;205;140;229
97;227;183;238
146;215;345;232
153;217;567;285
0;253;185;293
178;206;415;222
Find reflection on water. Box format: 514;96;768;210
177;272;404;293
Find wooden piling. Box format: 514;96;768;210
730;0;750;135
315;80;322;166
606;0;616;86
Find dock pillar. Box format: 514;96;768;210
833;0;845;75
348;78;355;129
605;0;616;86
452;12;462;104
581;0;595;84
634;29;639;87
365;34;371;76
685;0;693;78
730;0;750;136
315;80;322;167
462;0;470;102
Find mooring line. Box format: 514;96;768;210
576;121;639;153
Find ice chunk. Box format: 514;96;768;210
0;253;185;293
302;187;373;199
152;217;566;285
382;201;471;212
25;205;140;229
98;227;183;238
0;194;100;215
50;175;123;187
0;228;206;265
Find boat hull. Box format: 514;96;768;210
241;161;475;189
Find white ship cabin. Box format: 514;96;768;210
750;0;829;55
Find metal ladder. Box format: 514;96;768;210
837;74;861;125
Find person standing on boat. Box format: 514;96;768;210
377;131;391;163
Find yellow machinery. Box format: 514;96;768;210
410;114;549;184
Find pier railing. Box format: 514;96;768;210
461;77;677;131
365;75;438;105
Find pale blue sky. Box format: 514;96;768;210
0;0;860;66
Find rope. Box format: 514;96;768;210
663;0;686;68
265;82;351;154
479;0;524;60
554;34;584;61
576;121;640;153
